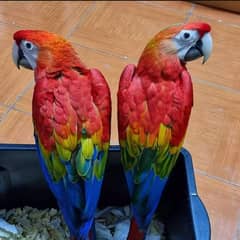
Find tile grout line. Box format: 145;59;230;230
184;3;196;22
11;107;32;115
0;80;34;123
14;80;34;103
66;2;97;39
196;169;240;188
72;42;133;61
136;1;195;17
193;77;240;95
136;1;240;28
0;106;14;123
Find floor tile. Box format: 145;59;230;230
138;0;194;13
196;173;240;240
0;109;34;144
0;105;8;118
0;1;93;37
14;83;33;113
0;22;33;106
184;81;240;185
192;2;240;26
69;1;186;59
187;16;240;90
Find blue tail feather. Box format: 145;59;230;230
125;169;168;231
35;139;100;239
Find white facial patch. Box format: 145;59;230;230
20;40;39;69
173;30;200;61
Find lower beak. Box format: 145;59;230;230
184;32;213;64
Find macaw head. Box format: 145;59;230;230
12;30;83;70
140;22;213;66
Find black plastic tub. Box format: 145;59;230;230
0;144;210;240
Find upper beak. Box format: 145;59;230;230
184;32;213;64
12;41;19;68
201;32;213;64
12;41;21;69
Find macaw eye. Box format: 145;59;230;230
183;32;190;39
180;30;193;41
22;40;34;50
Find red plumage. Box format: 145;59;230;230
118;60;193;147
32;67;111;151
118;22;212;240
13;29;112;239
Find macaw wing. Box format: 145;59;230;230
89;68;111;178
117;65;190;182
33;68;111;208
117;64;192;231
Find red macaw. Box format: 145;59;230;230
12;30;111;240
117;22;212;239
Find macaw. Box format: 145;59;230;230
117;22;212;239
12;30;111;240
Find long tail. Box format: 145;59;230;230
125;169;168;240
127;217;146;240
69;221;96;240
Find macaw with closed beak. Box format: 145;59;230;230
12;30;111;240
117;22;212;239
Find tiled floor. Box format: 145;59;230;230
0;1;239;239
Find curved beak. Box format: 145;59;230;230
12;41;21;69
184;32;213;64
201;32;213;64
12;41;34;70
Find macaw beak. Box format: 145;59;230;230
12;41;34;70
201;32;213;64
12;41;21;69
184;32;213;64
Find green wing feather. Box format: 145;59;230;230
121;123;183;180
